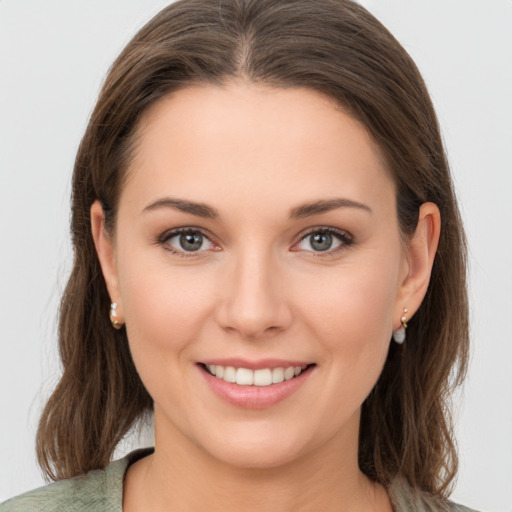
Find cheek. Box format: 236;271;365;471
117;260;221;418
295;251;401;363
117;255;215;367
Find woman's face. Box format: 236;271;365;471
95;83;420;469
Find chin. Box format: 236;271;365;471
210;442;304;470
193;420;322;471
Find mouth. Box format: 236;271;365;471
199;363;316;387
198;360;316;408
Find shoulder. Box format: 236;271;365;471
0;468;113;512
0;449;152;512
388;477;481;512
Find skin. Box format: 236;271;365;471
91;83;440;511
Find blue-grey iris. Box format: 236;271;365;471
310;232;332;251
180;232;203;251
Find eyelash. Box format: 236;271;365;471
157;226;354;258
158;227;218;258
293;227;354;257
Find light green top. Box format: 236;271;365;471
1;449;479;512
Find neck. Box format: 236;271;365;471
124;412;391;512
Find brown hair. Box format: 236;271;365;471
36;0;469;497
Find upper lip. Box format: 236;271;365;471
199;358;314;370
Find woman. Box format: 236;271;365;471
1;0;477;510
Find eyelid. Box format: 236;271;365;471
156;225;353;257
158;227;220;257
291;226;354;254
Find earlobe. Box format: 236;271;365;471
395;202;441;325
90;200;123;318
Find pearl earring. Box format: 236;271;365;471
392;308;408;344
109;302;123;330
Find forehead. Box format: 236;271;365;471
122;83;394;218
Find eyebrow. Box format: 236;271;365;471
142;196;372;220
142;198;219;218
289;198;372;219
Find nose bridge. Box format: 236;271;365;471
217;242;291;338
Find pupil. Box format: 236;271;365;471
180;232;203;251
311;232;332;251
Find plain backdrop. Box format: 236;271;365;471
1;1;511;510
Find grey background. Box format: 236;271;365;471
1;1;511;509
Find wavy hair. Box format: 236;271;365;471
36;0;469;497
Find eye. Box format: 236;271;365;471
161;229;216;255
293;228;352;253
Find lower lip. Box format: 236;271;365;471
199;365;314;409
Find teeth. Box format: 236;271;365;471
284;367;295;381
272;367;284;384
223;366;236;383
205;364;308;386
253;369;272;386
236;367;254;385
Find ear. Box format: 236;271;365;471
90;200;123;321
394;202;441;326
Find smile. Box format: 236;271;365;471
198;360;316;408
203;364;309;386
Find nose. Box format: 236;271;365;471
215;247;293;340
